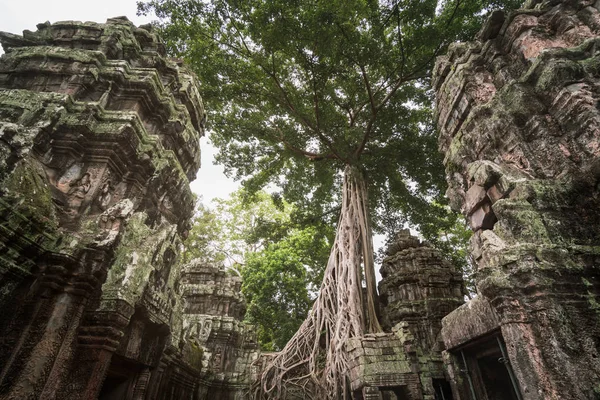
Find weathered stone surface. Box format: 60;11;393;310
0;17;255;400
346;334;420;398
347;231;463;400
435;1;600;399
441;296;501;350
378;230;465;346
180;260;259;398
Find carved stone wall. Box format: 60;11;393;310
347;231;463;400
0;17;253;400
180;260;259;399
379;230;465;345
435;1;600;399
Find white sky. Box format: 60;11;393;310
0;0;239;203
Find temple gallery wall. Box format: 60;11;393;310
0;0;599;399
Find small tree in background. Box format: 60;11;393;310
243;226;331;351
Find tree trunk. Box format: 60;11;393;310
254;164;381;399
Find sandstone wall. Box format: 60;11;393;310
435;1;600;399
346;231;463;400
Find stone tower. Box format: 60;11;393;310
435;1;600;399
0;16;253;400
179;260;259;399
346;230;464;400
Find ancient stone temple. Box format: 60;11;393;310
435;1;600;399
180;260;259;398
346;230;464;400
4;1;600;399
0;17;256;400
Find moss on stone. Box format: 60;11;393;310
8;45;106;66
3;159;58;234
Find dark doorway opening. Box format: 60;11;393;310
455;333;522;400
99;374;131;400
380;385;410;400
477;350;518;400
433;379;453;400
98;354;143;400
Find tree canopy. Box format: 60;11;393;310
139;0;519;238
139;0;522;397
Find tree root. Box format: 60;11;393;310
253;165;381;399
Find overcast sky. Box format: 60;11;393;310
0;0;240;204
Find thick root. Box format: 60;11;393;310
253;165;381;399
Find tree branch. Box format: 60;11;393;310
273;126;337;162
359;65;377;118
262;53;346;162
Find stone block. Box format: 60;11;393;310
464;184;489;215
468;201;497;231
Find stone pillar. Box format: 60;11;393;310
435;2;600;399
71;299;135;399
178;260;259;398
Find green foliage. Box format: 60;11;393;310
213;190;292;267
139;0;519;247
420;203;475;294
181;190;333;349
242;226;330;350
138;0;520;241
182;191;296;268
182;200;225;265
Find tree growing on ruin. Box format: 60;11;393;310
139;0;520;397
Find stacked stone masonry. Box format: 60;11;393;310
346;230;464;400
0;17;257;400
4;2;600;399
435;0;600;399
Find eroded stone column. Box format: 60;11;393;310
435;2;600;399
178;260;260;399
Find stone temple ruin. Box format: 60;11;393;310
435;1;600;398
0;17;257;399
0;0;599;399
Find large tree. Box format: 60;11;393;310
139;0;520;397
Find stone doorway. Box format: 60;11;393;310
353;385;418;400
98;354;144;400
432;379;453;400
476;351;518;400
380;385;410;399
455;333;522;400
